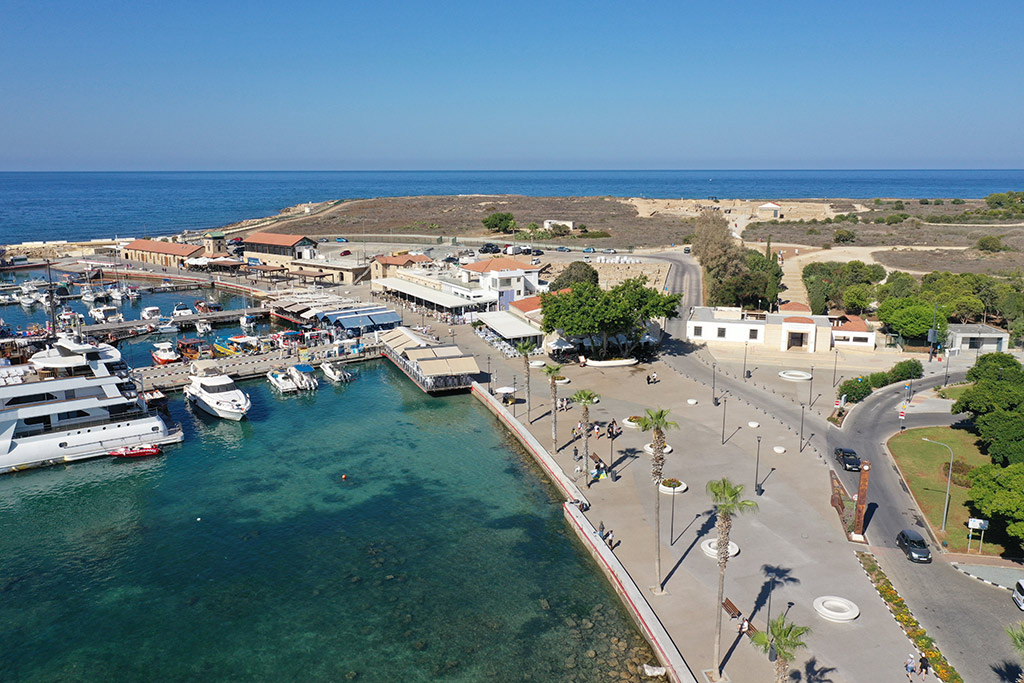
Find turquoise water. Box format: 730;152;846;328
0;360;654;681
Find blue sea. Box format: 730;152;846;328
2;170;1023;246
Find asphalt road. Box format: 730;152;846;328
653;252;1023;682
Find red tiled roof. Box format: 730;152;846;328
836;314;870;332
784;316;815;324
462;257;539;273
242;232;312;247
124;239;204;257
374;254;432;266
779;302;812;313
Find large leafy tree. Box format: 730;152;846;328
549;261;599;291
751;615;812;683
969;463;1024;544
542;364;562;453
877;296;943;340
637;408;678;591
952;353;1024;465
877;270;919;301
706;478;758;679
482;212;516;233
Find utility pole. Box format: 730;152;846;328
832;349;838;387
711;362;718;405
721;398;728;445
928;302;937;362
742;342;748;381
799;404;805;452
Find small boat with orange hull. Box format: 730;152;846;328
109;444;162;458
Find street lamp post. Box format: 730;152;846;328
799;404;805;452
487;356;491;391
755;435;763;495
923;438;956;532
743;342;748;381
944;352;950;387
712;362;717;405
512;376;517;418
721;398;728;445
832;350;839;387
809;365;814;405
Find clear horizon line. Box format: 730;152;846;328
2;167;1024;174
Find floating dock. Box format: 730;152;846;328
82;307;267;334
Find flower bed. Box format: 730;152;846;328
623;415;642;428
554;376;570;385
658;478;687;494
856;552;963;682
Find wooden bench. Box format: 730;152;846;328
721;599;760;638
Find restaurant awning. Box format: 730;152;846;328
375;277;474;310
338;315;374;329
476;311;543;340
369;311;401;325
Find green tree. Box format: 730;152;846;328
976;410;1024;465
526;222;539;240
877;297;935;339
833;228;856;243
968;463;1024;544
878;271;919;301
838;378;873;403
976;235;1006;252
1006;622;1024;683
750;615;812;683
515;340;535;421
889;359;923;382
950;294;984;323
549;261;599;291
706;478;758;679
966;351;1022;383
570;390;599;485
842;283;873;314
637;408;678;591
542;364;563;454
482;212;516;233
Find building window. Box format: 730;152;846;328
748;329;758;340
693;326;702;337
968;337;983;349
853;336;868;343
717;328;726;338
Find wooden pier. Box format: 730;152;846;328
81;307;268;334
134;343;383;391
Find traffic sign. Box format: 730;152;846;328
899;410;906;420
834;399;840;408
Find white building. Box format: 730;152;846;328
946;323;1010;355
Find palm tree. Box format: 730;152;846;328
515;340;535;420
751;615;811;683
706;477;758;680
542;364;562;453
570;389;599;483
636;408;678;591
1007;622;1024;683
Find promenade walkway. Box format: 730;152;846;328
456;325;917;682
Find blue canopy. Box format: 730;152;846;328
337;315;374;329
368;311;401;325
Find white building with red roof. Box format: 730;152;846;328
686;305;877;354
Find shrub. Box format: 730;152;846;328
838;378;873;403
919;198;931;205
934;199;944;205
942;459;975;487
890;359;924;382
885;213;911;225
952;198;965;205
975;235;1006;252
833;228;856;243
806;227;820;235
893;201;905;211
868;371;892;388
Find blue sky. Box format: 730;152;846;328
2;0;1022;170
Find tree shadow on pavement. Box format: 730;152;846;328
788;657;837;682
749;564;800;622
992;660;1022;682
662;511;715;588
611;446;642;473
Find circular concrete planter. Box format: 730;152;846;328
773;446;787;454
529;360;546;368
623;416;642;428
701;538;739;559
687;398;698;405
812;596;860;622
659;479;687;494
747;421;760;428
779;370;812;382
644;443;674;455
586;358;638;367
554;377;571;386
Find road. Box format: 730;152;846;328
653;250;1023;683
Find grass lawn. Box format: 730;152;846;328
937;383;972;401
888;425;1014;556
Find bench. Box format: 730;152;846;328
721;599;760;638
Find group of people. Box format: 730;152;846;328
905;654;930;680
570;419;621;441
645;372;659;384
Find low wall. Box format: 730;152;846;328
586;358;638;368
470;382;693;683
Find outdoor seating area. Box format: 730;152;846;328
475;325;542;359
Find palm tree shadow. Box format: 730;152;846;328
992;660;1022;682
612;446;642;472
661;510;715;587
788;657;838;682
749;564;800;621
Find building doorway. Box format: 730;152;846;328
787;332;807;350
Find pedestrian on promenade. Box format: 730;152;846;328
598;521;605;538
605;529;614;549
737;617;749;635
593;423;601;439
646;375;651;385
918;655;929;680
651;371;658;383
905;655;916;681
573;446;579;461
607;420;617;439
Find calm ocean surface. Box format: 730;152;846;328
0;271;653;681
2;170;1023;245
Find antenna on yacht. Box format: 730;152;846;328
45;259;58;343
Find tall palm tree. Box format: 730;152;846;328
706;477;758;680
636;408;678;591
515;340;535;420
570;389;599;483
751;615;811;683
542;363;562;453
1007;622;1024;683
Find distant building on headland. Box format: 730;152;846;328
123;239;204;268
241;232;319;268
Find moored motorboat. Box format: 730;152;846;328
109;444;162;458
140;306;162;320
89;305;122;323
266;366;300;393
155;320;179;334
195;320;213;335
151;341;181;365
171;302;192;317
321;359;354;383
288;364;319;391
184;360;251;421
177;338;213;361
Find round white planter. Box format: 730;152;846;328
529;360;546;368
812;596;860;622
658;480;687;494
586;358;639;367
554;378;571;385
747;421;760;428
687;398;698;405
773;446;786;454
701;538;739;559
623;417;642;429
779;370;812;382
644;443;674;455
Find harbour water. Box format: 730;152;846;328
2;169;1024;245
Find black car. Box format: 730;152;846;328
895;529;932;563
532;249;544;256
833;448;861;471
479;243;499;254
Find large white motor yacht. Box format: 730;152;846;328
184;360;251;421
0;334;183;474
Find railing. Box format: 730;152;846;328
13;408;159;439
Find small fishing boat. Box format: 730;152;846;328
109;444;162;458
195;298;224;314
142;389;168;408
151;341;181;365
239;312;257;328
195;320;213;335
124;286;141;300
321;359;354;383
140;306;162;320
266;366;300;393
176;338;213;361
155;321;179;335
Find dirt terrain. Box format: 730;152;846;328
872;247;1024;275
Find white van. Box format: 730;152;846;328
1014;580;1024;611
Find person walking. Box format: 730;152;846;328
918;655;929;680
593;423;601;439
573;446;580;462
605;529;614;549
905;655;916;681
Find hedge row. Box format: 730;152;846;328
838;359;924;404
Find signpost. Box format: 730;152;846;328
967;518;989;553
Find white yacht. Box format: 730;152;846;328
140;306;162;320
184;360;251;420
321;359;354;383
89;305;122;323
195;320;213;335
288;364;318;391
266;366;299;393
0;334;183;474
171;303;192;318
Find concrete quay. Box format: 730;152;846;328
81;307;267;335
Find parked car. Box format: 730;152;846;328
480;244;499;254
833;448;862;471
683;246;691;253
336;237;348;243
532;249;544;256
582;247;596;254
338;249;351;257
318;238;328;243
555;246;571;252
1013;579;1024;611
601;248;617;254
228;237;243;244
895;529;932;563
